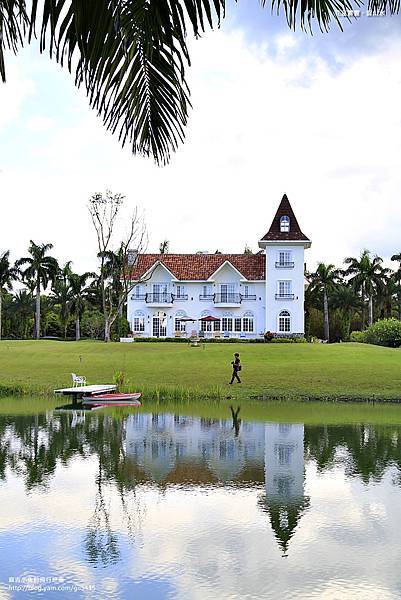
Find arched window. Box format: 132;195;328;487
278;310;291;333
132;310;145;332
280;215;290;233
242;311;254;333
175;310;186;332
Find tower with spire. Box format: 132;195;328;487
258;194;311;336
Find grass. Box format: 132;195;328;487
0;339;401;402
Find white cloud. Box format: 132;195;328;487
1;30;401;273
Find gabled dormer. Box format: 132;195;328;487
258;194;311;248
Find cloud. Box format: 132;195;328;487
0;28;401;273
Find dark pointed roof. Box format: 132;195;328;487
258;497;310;556
260;194;310;242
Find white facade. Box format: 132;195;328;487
262;243;308;334
127;195;311;339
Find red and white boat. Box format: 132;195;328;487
82;392;142;407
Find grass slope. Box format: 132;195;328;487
0;340;401;401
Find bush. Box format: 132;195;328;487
349;330;366;343
270;336;307;343
365;318;401;348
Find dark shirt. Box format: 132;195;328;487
232;357;241;371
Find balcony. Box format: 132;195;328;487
275;293;295;300
241;294;257;301
214;293;242;306
146;293;174;306
172;294;189;301
131;294;146;301
199;294;214;301
275;261;295;268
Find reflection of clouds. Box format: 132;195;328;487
3;419;401;599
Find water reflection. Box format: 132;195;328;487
1;409;401;598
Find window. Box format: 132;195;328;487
175;310;186;332
133;311;145;332
278;310;291;333
243;284;255;298
278;251;292;266
234;318;242;332
201;284;213;299
242;311;254;333
280;216;290;232
152;283;169;302
132;284;145;299
278;281;292;296
222;316;233;332
175;285;186;298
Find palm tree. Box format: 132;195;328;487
0;251;19;340
16;241;59;339
2;1;398;166
69;272;94;341
52;280;72;338
391;253;401;320
330;285;361;340
12;290;35;338
344;250;387;327
52;262;74;339
308;263;340;342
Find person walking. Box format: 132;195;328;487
229;352;242;384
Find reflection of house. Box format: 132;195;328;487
259;423;310;555
125;414;266;483
124;415;309;554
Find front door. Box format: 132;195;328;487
153;313;167;337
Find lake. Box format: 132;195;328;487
1;400;401;599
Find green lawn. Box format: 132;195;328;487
0;340;401;401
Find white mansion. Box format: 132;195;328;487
127;195;311;339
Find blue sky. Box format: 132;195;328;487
1;4;401;273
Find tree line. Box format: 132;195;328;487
0;191;146;342
306;250;401;342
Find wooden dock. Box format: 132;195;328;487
54;384;117;406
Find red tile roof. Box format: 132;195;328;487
129;253;266;281
260;194;310;242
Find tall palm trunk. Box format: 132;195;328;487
104;318;111;343
35;281;41;339
75;315;80;341
323;288;330;342
368;295;373;326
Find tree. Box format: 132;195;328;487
0;251;19;340
344;250;387;327
308;263;339;342
16;241;59;339
52;262;74;339
391;253;401;320
330;285;361;340
159;240;170;255
88;191;147;342
2;2;397;166
12;290;35;338
69;272;94;341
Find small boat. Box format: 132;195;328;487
82;392;142;407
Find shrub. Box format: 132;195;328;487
270;336;307;343
349;330;366;343
365;318;401;348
